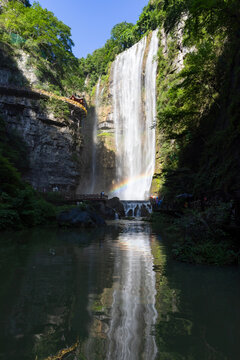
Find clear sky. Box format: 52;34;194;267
33;0;148;58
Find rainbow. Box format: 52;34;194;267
109;172;153;196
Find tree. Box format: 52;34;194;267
111;22;136;51
0;1;74;67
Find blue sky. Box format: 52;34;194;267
34;0;148;58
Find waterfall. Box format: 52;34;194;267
90;78;101;193
112;30;159;200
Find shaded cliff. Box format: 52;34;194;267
77;72;116;195
154;0;240;201
0;43;85;193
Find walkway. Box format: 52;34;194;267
0;85;87;115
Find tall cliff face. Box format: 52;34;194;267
0;93;83;192
0;45;84;193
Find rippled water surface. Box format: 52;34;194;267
0;221;239;360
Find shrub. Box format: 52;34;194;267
0;155;23;195
0;206;22;230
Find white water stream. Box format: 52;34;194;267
112;30;159;200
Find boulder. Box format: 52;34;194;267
90;202;116;220
140;204;150;217
57;207;106;228
107;197;125;218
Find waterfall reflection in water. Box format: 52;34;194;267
106;229;158;360
81;222;158;360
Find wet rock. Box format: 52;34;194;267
134;205;139;217
90;202;116;220
140;204;150;217
57;207;106;228
107;197;125;218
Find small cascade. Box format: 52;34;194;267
122;201;152;218
90;78;101;193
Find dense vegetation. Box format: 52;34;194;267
0;0;85;94
155;0;240;198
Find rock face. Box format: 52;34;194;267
77;76;116;195
0;92;83;192
0;45;85;193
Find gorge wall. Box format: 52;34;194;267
76;77;116;195
0;45;85;193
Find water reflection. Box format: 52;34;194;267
0;223;240;360
106;227;158;359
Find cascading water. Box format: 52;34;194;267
112;30;159;201
90;78;101;193
122;201;152;218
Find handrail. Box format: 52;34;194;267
0;85;87;115
43;340;79;360
34;88;87;115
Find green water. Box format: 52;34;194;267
0;221;239;360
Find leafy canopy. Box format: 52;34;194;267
0;1;74;67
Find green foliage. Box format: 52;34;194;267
163;0;240;39
153;202;239;265
0;207;22;230
0;187;56;230
156;0;240;198
154;0;240;262
0;1;84;95
13;188;56;226
134;1;162;37
0;116;29;172
97;132;112;138
111;22;136;52
0;1;74;65
46;97;70;120
0;154;23;195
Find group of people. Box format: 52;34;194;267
70;94;86;107
150;195;163;207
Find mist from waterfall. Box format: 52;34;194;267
90;78;101;193
112;30;159;200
